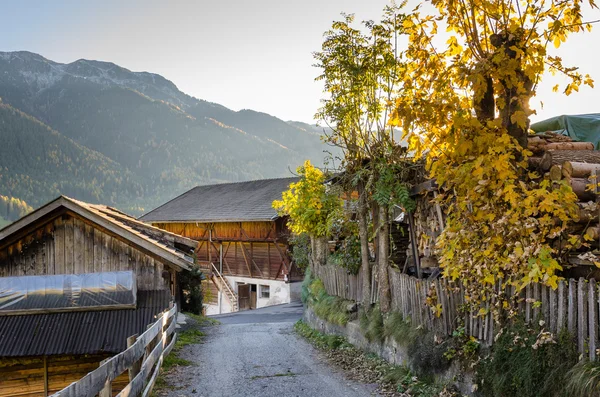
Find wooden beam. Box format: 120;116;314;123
43;356;48;397
239;242;253;277
240;241;264;278
273;241;290;272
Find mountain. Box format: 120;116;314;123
0;51;330;215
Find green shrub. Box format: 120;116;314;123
359;306;385;343
290;233;311;270
303;273;351;326
565;360;600;396
476;319;578;397
406;330;450;376
329;234;361;275
179;264;206;314
301;269;313;304
383;311;419;346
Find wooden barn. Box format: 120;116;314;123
140;177;302;314
0;196;195;397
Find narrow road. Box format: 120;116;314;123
160;302;378;397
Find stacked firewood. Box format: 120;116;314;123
529;132;600;247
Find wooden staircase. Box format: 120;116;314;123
201;262;238;312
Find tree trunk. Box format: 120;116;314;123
576;202;600;224
549;165;562;181
541;150;600;171
357;180;371;308
377;204;391;313
310;235;328;272
528;157;543;170
545;142;595;151
566;177;597;201
563;161;600;179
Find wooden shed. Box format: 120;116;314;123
0;196;196;396
140;178;301;313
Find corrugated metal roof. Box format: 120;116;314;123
0;290;171;357
139;177;298;223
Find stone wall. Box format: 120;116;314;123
303;306;476;395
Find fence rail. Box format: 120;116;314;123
313;263;600;359
53;304;178;397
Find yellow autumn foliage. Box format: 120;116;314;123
391;0;596;314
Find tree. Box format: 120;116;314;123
314;7;415;311
391;0;596;314
273;160;341;238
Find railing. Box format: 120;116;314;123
53;304;178;397
211;262;237;305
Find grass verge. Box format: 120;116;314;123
295;320;455;396
152;314;218;395
303;270;354;326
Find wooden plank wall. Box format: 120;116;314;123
0;355;128;397
196;241;287;280
155;222;293;280
0;215;169;290
314;263;600;356
155;221;276;241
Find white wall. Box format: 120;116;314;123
225;275;291;308
204;290;234;315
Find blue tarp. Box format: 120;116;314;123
530;114;600;149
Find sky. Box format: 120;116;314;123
0;0;599;123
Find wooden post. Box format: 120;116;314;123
98;358;112;397
127;334;141;382
407;212;421;278
568;279;576;335
43;356;48;397
578;278;588;355
589;280;597;361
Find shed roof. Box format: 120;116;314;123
139;177;298;223
0;290;170;357
0;196;196;271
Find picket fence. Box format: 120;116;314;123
313;263;600;360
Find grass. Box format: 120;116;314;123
359;305;384;343
152;314;218;395
383;311;420;346
295;320;454;396
565;360;600;396
476;319;578;397
303;273;353;326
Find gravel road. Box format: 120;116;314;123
159;302;378;397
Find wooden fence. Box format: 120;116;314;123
53;304;178;397
314;263;600;360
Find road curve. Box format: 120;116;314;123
159;302;379;397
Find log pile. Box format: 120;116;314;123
528;132;600;251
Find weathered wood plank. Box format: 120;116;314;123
93;227;102;273
568;279;576;335
73;219;85;274
578;277;588;355
557;280;566;332
589;279;597;361
54;218;65;274
84;223;94;274
64;217;75;274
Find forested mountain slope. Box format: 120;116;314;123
0;51;330;216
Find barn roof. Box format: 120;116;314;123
0;290;170;357
139;177;298;223
0;196;196;271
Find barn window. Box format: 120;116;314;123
260;285;270;298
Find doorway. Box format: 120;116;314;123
237;283;257;310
